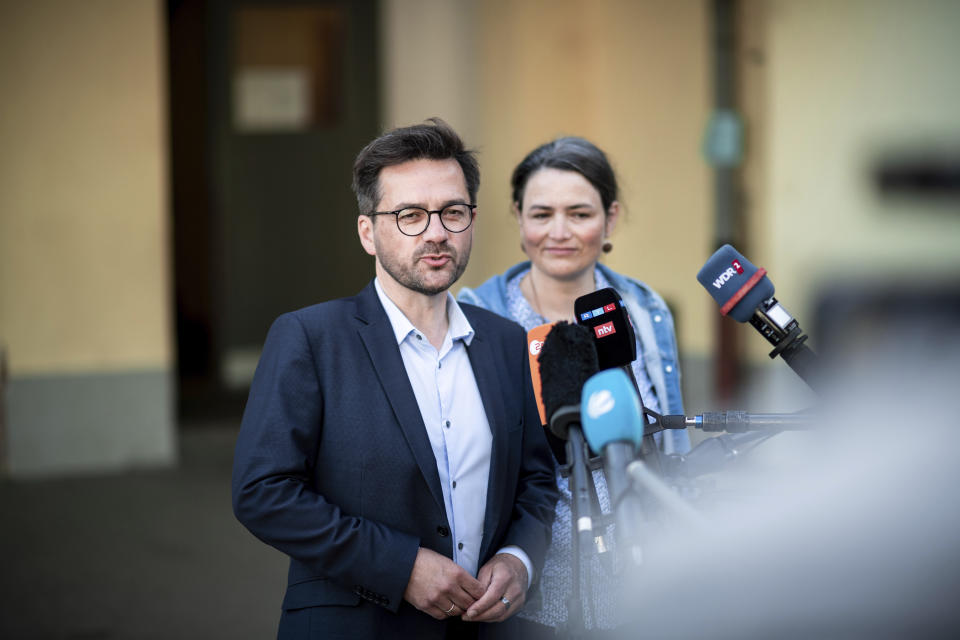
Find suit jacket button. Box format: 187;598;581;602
437;525;450;537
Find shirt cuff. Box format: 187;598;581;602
495;545;533;590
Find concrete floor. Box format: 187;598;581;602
0;424;287;639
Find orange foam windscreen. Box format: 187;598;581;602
526;322;556;426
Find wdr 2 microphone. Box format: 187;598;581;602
697;245;774;323
697;244;819;389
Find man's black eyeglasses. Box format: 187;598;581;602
366;204;476;237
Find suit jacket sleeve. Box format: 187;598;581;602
231;312;419;612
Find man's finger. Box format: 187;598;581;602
463;574;510;620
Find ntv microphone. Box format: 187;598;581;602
574;288;636;370
697;244;819;390
575;288;663;471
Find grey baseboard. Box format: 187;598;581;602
4;368;177;478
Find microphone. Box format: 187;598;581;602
526;322;556;427
538;322;599;441
574;287;636;370
536;322;601;559
697;244;819;389
580;368;648;565
575;287;663;471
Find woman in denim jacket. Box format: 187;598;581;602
458;136;689;638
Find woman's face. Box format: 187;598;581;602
517;168;618;281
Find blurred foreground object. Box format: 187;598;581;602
615;278;960;639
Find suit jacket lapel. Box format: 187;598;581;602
464;330;509;562
354;282;446;514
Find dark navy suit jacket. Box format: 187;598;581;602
232;281;558;639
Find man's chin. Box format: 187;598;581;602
418;263;466;292
416;275;458;296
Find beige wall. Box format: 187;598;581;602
761;0;960;342
0;1;174;476
380;0;480;142
383;0;713;357
0;0;172;376
472;0;712;355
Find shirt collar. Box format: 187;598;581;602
374;278;475;346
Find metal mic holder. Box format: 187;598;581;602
749;296;820;391
563;425;597;639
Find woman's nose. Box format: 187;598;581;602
548;215;570;238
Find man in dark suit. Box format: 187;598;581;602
232;119;558;639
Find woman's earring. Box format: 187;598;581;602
602;241;613;253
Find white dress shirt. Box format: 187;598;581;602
375;279;532;583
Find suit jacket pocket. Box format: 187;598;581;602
282;577;361;610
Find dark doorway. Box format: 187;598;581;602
166;0;380;422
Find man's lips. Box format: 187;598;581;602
420;254;452;267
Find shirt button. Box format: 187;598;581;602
452;481;457;489
665;365;673;373
458;542;464;550
445;420;451;428
416;334;422;340
437;525;450;537
654;314;662;323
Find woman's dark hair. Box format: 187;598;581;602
510;137;618;213
352;117;479;214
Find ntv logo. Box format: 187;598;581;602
712;259;745;289
594;321;616;339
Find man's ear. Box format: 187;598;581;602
357;215;376;256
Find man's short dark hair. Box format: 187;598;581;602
351;117;480;215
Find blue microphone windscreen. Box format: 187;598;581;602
581;369;646;453
696;244;775;323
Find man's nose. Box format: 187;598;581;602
421;212;450;242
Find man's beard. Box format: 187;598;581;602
375;239;471;296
